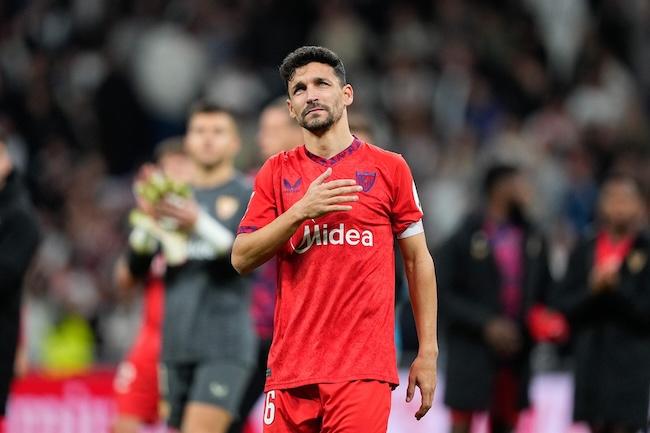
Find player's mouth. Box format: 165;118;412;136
304;106;327;116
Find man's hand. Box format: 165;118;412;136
133;163;158;216
406;353;438;420
155;197;200;231
590;261;619;293
292;167;361;220
484;317;522;357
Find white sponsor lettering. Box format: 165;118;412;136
294;223;373;254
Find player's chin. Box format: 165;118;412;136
199;157;224;169
302;118;333;133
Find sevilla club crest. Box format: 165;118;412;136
355;171;377;193
215;195;240;220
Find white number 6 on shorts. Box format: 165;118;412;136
263;390;276;425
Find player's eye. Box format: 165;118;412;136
292;83;306;95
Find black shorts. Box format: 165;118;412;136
160;360;253;429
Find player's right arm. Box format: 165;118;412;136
232;166;361;275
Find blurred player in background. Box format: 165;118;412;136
232;46;438;432
111;137;193;433
227;98;302;433
148;102;256;433
437;164;554;433
553;174;650;433
0;129;40;433
257;97;303;161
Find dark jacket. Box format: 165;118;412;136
0;171;40;414
436;213;551;410
552;231;650;430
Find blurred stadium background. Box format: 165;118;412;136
1;0;649;432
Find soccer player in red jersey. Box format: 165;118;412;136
232;46;439;433
112;257;165;433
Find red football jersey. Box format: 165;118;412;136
126;278;162;364
128;256;165;364
239;138;423;391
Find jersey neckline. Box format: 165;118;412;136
303;137;363;167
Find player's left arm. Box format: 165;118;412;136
398;231;438;421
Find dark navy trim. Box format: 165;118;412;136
304;137;363;167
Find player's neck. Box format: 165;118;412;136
303;117;355;159
193;162;235;189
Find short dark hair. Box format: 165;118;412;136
0;125;6;144
187;99;238;134
188;99;232;119
153;136;185;163
483;163;520;195
279;46;346;89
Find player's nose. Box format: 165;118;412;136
306;86;319;103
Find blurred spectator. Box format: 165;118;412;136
523;0;588;80
552;174;650;433
436;164;553;433
0;0;646;393
255;97;302;161
309;1;371;71
0;129;40;431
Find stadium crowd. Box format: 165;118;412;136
0;0;649;428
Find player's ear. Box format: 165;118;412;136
287;98;298;120
342;84;354;107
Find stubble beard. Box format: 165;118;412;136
300;105;342;134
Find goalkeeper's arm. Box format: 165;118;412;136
193;210;235;257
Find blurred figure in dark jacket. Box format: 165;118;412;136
0;129;40;433
437;164;553;433
553;174;650;433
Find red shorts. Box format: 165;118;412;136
113;356;160;423
262;380;391;433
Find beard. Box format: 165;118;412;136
193;155;224;172
299;103;341;133
506;200;527;226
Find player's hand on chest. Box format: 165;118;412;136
280;165;390;224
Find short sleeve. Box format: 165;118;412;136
237;158;278;234
390;155;424;235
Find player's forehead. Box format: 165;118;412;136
289;62;339;85
602;181;640;201
262;106;290;124
189;111;234;129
